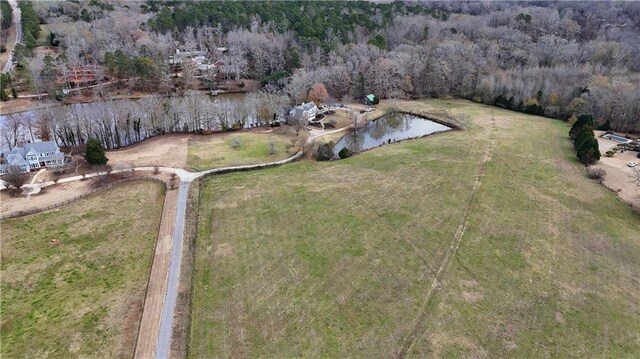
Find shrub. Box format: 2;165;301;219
586;167;607;183
153;165;160;175
312;141;335;161
338;147;350;159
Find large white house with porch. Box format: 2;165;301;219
288;102;319;125
0;141;65;175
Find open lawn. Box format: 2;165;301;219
187;131;300;171
0;181;165;358
188;99;640;358
105;130;300;171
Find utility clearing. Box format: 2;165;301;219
188;99;640;358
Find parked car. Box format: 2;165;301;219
627;162;637;167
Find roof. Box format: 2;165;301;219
24;141;59;154
366;94;376;101
294;102;317;111
289;103;318;120
0;152;29;168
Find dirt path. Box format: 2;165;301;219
107;135;191;169
396;115;497;358
134;188;179;359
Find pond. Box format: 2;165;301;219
333;112;452;158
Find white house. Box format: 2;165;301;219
288;102;318;125
0;141;65;175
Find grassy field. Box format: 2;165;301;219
1;181;165;359
188;99;640;358
187;131;300;171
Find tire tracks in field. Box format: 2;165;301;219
316;165;438;277
396;114;497;358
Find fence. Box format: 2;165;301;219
1;176;166;221
199;150;305;178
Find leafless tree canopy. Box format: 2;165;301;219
5;1;640;153
3;166;30;190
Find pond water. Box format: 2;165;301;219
333;112;451;158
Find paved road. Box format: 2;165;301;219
5;150;307;358
155;180;190;359
2;0;21;74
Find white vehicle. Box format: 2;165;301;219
627;162;637;167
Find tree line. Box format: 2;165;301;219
1;92;290;150
10;1;640;134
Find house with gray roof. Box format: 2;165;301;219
0;141;65;175
288;102;318;125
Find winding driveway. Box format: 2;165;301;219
4;128;336;358
1;149;305;358
2;0;21;74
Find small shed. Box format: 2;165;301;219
364;94;379;105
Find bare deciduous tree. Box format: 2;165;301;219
4;166;30;190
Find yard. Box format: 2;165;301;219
188;99;640;357
0;181;165;358
105;129;301;171
187;130;300;171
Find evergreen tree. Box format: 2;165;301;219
573;125;600;164
574;125;593;151
84;138;109;165
569;114;593;139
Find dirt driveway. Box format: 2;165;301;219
107;134;192;169
593;134;639;208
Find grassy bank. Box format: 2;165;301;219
1;181;165;358
187;131;300;171
188;99;640;357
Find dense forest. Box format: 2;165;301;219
2;0;640;149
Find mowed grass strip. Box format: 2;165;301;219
410;100;640;358
187;132;299;171
189;113;487;357
1;181;165;359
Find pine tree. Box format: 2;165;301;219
574;126;601;164
84;138;109;165
574;125;593;151
569;114;593;139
